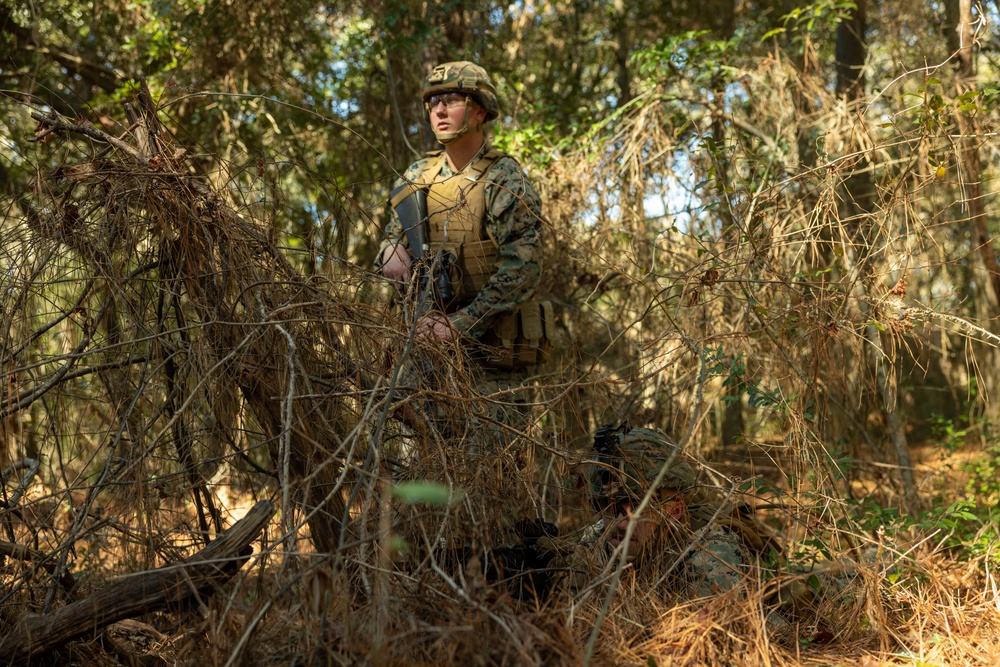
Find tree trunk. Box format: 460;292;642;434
835;0;866;98
420;0;469;152
612;0;632;108
836;1;918;512
950;0;1000;308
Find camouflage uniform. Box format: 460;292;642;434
381;150;543;345
585;426;876;615
386;153;541;440
379;64;544;434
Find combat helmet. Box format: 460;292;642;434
590;424;777;563
590;423;697;511
423;61;500;121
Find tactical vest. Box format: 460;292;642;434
421;149;502;304
390;150;551;368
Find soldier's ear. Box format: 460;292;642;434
470;101;487;124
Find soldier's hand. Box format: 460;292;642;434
381;243;412;287
415;312;459;342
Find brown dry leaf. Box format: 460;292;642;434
32;119;51;142
887;275;907;297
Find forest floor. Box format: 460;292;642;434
1;436;997;666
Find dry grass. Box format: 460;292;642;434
4;42;1000;665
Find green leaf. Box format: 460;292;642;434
390;536;410;553
392;481;464;506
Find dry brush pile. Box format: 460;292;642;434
1;62;1000;666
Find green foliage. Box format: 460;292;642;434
761;0;858;41
493;123;558;167
389;536;410;554
633;30;741;87
847;492;998;566
119;0;198;74
928;414;969;453
392;481;464;507
964;444;1000;503
917;500;979;536
825;447;854;479
705;346;802;417
915;498;999;565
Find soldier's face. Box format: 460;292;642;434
429;94;487;138
600;490;686;564
601;500;660;563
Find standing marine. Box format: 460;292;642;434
378;61;549;429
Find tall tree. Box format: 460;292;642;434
946;0;1000;308
832;0;917;511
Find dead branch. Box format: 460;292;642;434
30;113;147;164
0;500;274;664
1;457;38;509
0;541;76;594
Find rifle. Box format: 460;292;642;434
389;183;456;317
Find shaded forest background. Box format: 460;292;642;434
3;0;1000;665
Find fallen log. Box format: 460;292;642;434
0;500;274;664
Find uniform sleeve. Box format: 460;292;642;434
375;205;404;270
450;157;543;337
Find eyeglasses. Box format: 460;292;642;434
425;93;469;110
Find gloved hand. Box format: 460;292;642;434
515;518;559;567
415;312;459;342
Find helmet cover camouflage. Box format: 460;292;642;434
423;61;500;121
590;425;696;509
